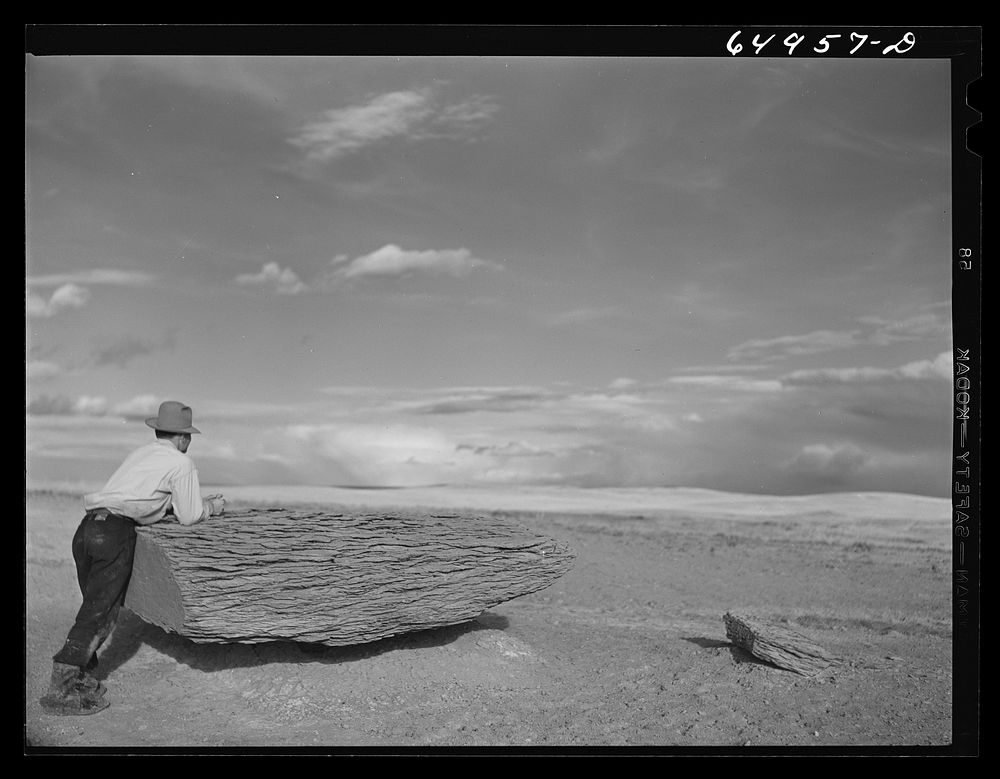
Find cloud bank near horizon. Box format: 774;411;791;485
26;350;954;497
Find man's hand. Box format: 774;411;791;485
205;494;227;517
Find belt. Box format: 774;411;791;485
85;509;130;522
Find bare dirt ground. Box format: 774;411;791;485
25;487;957;753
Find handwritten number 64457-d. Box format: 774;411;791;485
726;30;915;56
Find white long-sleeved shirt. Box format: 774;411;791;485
83;440;210;526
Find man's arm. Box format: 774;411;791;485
170;466;223;525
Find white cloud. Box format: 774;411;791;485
729;312;952;363
50;283;90;309
26;283;90;317
456;440;555;459
781;351;952;385
235;262;309;294
233;248;500;292
334;244;501;280
26;269;157;287
29;393;204;424
434;95;499;129
782;443;871;481
667;375;785;393
111;394;160;419
291;90;432;162
259;421;616;488
269;423;475;487
289;89;498;163
862;312;952;345
72;395;109;416
782;366;894;385
728;329;862;362
899;351;952;380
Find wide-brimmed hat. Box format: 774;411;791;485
145;401;201;434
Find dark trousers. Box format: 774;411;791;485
52;512;137;669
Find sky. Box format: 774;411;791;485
26;54;955;496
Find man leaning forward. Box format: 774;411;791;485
40;401;226;715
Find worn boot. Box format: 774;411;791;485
78;656;107;697
39;662;110;716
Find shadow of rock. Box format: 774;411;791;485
679;636;781;670
728;645;776;668
97;609;511;676
682;636;731;649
